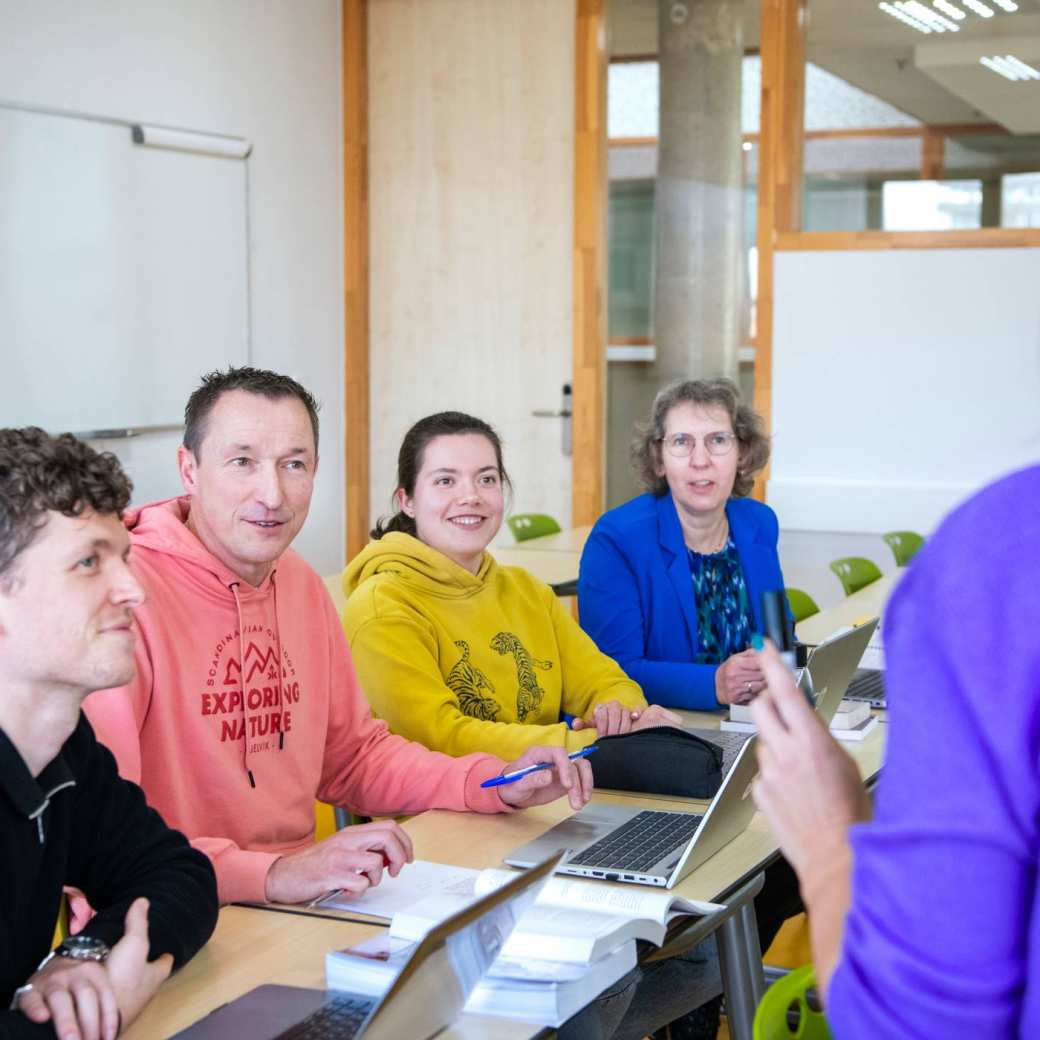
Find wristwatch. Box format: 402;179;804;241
55;936;111;963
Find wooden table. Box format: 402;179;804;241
123;907;540;1040
491;547;582;586
796;570;902;646
499;526;592;553
125;582;889;1040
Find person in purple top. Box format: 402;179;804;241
748;463;1040;1037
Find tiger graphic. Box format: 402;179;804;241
489;632;552;722
446;640;499;721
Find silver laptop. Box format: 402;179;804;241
173;851;565;1040
505;735;760;889
687;619;880;774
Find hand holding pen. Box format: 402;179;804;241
487;745;597;811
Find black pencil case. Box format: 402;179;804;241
588;726;723;799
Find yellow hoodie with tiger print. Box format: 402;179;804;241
341;532;646;761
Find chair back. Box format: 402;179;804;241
829;556;882;597
883;530;924;566
785;587;820;624
753;965;831;1040
507;513;562;542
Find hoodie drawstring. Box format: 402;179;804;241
229;582;256;789
271;573;286;751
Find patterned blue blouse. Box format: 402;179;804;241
688;539;754;665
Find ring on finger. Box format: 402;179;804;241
745;681;753;696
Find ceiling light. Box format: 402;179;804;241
990;0;1017;9
980;54;1040;80
962;0;994;17
879;1;934;32
900;0;959;29
932;0;966;19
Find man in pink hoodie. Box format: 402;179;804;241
84;368;592;906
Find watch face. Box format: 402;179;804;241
59;936;110;961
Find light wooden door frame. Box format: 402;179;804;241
571;0;609;527
344;0;369;562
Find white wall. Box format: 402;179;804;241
0;0;345;574
368;0;575;531
770;247;1040;533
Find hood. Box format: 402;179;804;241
125;497;276;601
343;532;495;601
125;497;286;782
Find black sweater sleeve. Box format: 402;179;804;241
63;719;218;969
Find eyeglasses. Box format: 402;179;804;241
657;431;736;458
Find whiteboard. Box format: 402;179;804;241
769;247;1040;533
0;103;249;434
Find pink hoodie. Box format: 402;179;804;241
83;498;510;904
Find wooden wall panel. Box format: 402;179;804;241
368;0;575;533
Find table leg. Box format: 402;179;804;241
716;874;767;1040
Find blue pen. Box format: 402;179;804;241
480;745;599;788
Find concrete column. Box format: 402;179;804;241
653;0;745;382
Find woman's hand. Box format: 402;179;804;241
570;701;682;736
749;639;872;877
714;648;766;705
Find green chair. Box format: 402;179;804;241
829;556;883;597
507;513;562;542
785;587;820;624
883;530;924;567
753;964;831;1040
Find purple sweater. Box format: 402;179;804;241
828;465;1040;1037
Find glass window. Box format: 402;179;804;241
802;1;1040;232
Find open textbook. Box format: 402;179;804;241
318;860;719;964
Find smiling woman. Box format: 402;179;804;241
340;411;679;761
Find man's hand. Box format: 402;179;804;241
715;648;766;705
749;639;872;877
496;745;594;811
265;820;414;905
570;701;681;736
16;898;171;1040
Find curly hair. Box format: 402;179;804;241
0;427;132;586
183;366;321;458
630;378;770;498
372;412;512;539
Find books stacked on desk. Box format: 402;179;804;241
721;701;878;742
325;863;718;1027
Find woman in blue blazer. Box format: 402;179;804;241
579;378;787;711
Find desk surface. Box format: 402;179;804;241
796;571;902;646
127;581;888;1039
498;526;592;553
491;547;581;586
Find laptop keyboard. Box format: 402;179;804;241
845;668;886;704
275;994;376;1040
687;728;748;773
569;810;703;874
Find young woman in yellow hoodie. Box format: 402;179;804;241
342;412;725;1040
342;412;680;762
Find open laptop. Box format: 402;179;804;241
686;618;880;775
844;667;886;708
506;735;760;889
173;851;565;1040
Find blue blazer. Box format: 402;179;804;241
578;492;787;710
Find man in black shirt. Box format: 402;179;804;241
0;428;218;1040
